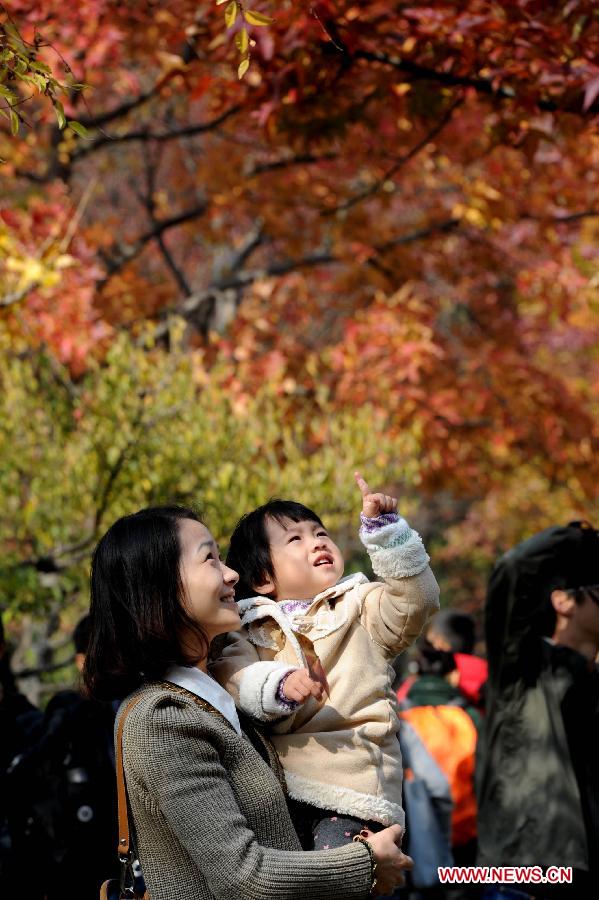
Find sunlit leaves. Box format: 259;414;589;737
67;120;90;138
243;9;273;26
1;0;597;621
236;27;249;55
0;319;410;616
224;1;238;29
0;15;84;142
214;0;274;78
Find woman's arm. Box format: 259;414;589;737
128;701;373;900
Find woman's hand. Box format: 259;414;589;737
355;471;398;519
364;825;412;896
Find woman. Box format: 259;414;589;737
84;506;412;900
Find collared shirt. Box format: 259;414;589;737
165;664;242;735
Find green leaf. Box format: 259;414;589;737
9;108;19;136
243;9;274;26
224;1;238;28
235;28;249;54
53;101;66;129
29;60;52;75
238;57;250;79
67;120;90;139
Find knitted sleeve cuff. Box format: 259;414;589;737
359;515;430;579
359;511;401;532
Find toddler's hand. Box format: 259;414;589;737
282;668;324;703
355;471;398;518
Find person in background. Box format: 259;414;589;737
426;610;488;711
5;614;119;900
399;640;480;898
476;521;599;899
0;614;43;895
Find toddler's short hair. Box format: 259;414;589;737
226;500;324;600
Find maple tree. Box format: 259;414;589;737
1;1;598;688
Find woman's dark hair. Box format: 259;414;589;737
73;614;92;655
226;500;324;600
84;505;209;701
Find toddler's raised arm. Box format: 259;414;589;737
354;472;440;655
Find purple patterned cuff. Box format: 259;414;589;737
276;671;300;711
359;512;400;533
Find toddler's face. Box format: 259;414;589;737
258;515;344;601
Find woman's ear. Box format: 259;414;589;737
551;589;576;618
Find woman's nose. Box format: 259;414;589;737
222;562;239;585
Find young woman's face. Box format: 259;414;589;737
177;519;241;646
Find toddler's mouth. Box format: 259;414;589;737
313;553;334;567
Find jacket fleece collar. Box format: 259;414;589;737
236;572;369;665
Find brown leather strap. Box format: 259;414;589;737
115;693;146;858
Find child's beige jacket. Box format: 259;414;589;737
211;516;440;826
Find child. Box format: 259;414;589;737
211;472;440;850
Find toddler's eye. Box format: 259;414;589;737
287;535;300;543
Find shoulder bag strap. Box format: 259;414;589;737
115;692;146;858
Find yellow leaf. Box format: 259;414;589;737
224;1;238;28
238;57;250;79
244;9;273;25
236;27;249;54
215;0;228;4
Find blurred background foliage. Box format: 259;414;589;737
0;0;597;700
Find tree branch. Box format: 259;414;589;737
325;97;463;215
248;152;338;177
137;150;192;297
76;84;161;129
72;105;242;162
99;202;208;278
354;50;599;115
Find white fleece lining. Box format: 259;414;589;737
285;771;405;828
361;522;430;579
237;599;306;665
237;660;296;721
